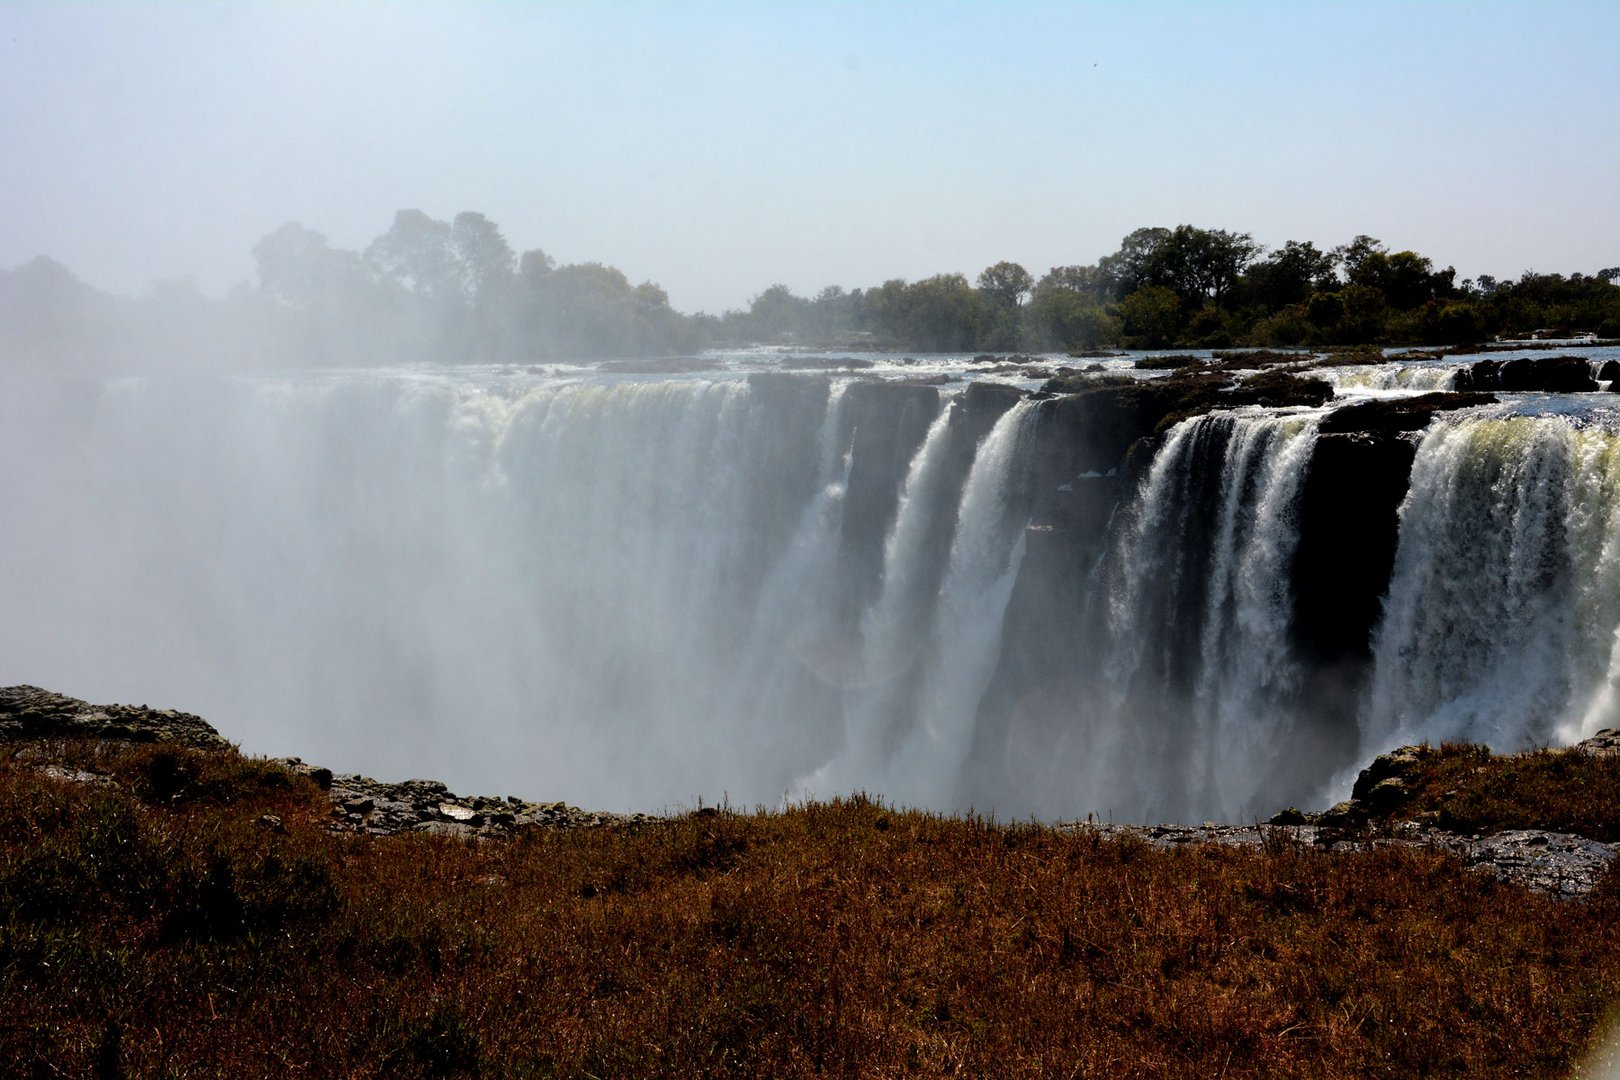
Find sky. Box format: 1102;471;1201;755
2;1;1617;315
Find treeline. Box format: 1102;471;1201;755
249;211;702;363
3;213;1617;370
727;226;1620;351
0;209;704;370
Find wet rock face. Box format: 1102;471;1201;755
1315;392;1497;436
0;685;232;751
1291;433;1417;669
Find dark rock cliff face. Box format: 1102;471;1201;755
1284;430;1421;772
835;380;943;618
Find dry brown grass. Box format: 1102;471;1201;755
4;741;1620;1077
1384;743;1620;841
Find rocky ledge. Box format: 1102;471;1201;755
0;684;232;751
5;685;1618;890
1068;728;1620;899
321;771;653;839
1065;820;1614;900
0;686;646;838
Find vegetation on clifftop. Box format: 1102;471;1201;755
7;736;1620;1077
5;215;1617;369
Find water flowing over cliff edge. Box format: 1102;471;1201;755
6;346;1620;820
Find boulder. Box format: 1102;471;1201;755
1351;745;1431;803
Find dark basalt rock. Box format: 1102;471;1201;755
1291;433;1413;666
1287;423;1425;772
1070;819;1615;898
1133;353;1202;371
836;380;946;616
2;685;642;838
1035;372;1259;476
1207;348;1315;369
1454;355;1598;392
1317;392;1497;435
1576;728;1620;755
1230;369;1334;408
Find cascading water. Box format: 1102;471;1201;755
1364;413;1620;755
1092;411;1321;820
1321;363;1462;393
10;357;1620;821
0;369;1049;812
831;400;1038;809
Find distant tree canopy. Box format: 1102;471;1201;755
4;213;1618;371
243;209;701;363
721;225;1619;353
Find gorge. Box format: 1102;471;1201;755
4;346;1619;823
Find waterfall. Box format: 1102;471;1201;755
1093;411;1321;820
1318;362;1463;393
872;400;1036;807
1365;415;1620;754
0;370;1049;812
11;361;1620;821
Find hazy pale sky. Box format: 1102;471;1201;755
3;1;1617;314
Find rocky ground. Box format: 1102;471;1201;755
3;683;1615;894
1067;820;1615;900
1065;733;1620;899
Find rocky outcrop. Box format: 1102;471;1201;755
1453;355;1598;392
10;683;1616;890
3;686;640;838
0;685;232;751
325;774;651;839
1315;391;1496;435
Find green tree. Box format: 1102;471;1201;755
364;209;457;299
976;262;1034;310
449;212;516;303
903;274;987;350
252;223;367;309
1241;241;1338;312
746;284;811;342
1027;275;1118;349
1118;285;1183;347
1098;227;1172;298
1099;225;1257;308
